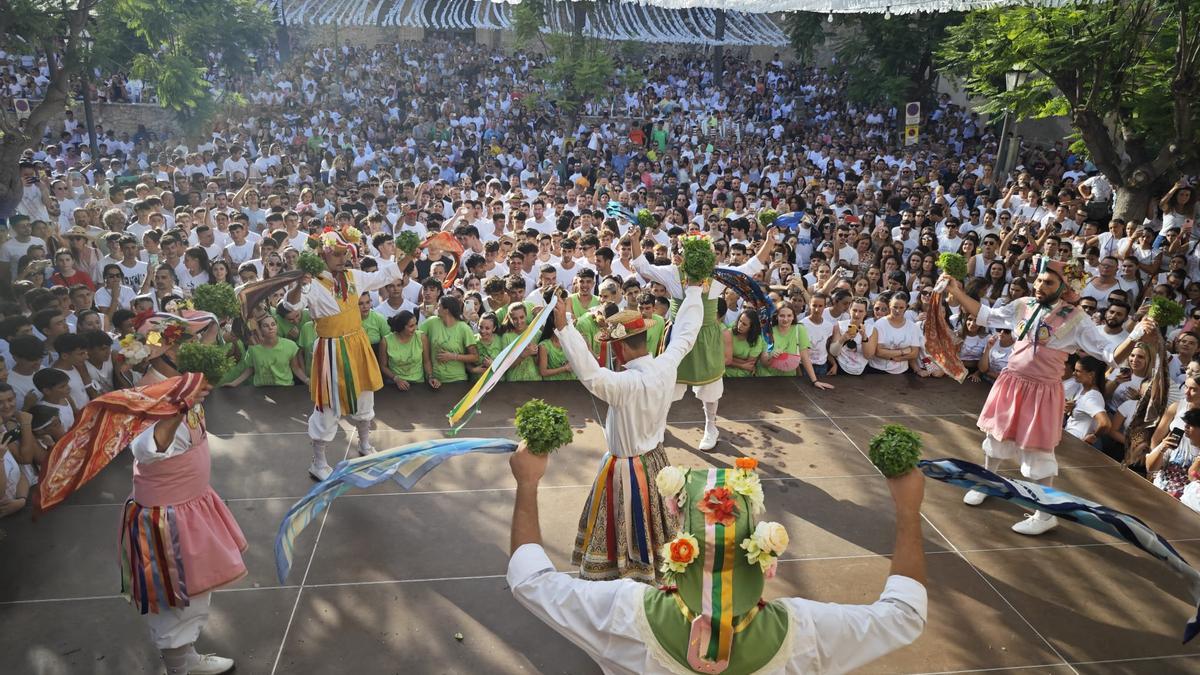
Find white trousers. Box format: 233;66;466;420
144;592;211;650
308;390;375;442
982;434;1059;481
673;379;724;404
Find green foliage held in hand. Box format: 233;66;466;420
937;253;968;281
395;231;422;256
680;236;717;283
1149;297;1185;329
297;251;327;277
515;399;573;456
192;283;241;320
758;209;779;227
869;424;923;478
636;209;656;230
177;342;235;385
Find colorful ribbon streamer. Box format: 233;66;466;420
919;457;1200;643
275;437;518;582
712;267;776;351
447;294;559;431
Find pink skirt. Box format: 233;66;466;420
977;369;1063;454
121;487;247;614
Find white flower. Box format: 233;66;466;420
610;324;627;340
752;521;789;556
727;469;765;514
655;466;686;498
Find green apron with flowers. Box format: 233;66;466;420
669;296;723;386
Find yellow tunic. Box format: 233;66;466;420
308;273;385;415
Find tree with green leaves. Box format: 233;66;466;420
512;0;620;138
785;12;964;108
939;1;1200;221
0;0;272;217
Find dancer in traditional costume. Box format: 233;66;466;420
941;256;1149;535
507;446;928;673
630;228;777;450
36;373;242;675
283;226;407;480
551;279;704;582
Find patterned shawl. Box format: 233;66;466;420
422;231;465;289
712;267;777;350
34;373;208;515
923;289;967;382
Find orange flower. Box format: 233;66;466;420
670;537;697;563
697;487;738;526
735;457;759;471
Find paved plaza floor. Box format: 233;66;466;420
4;375;1200;674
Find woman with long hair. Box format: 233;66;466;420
419;296;478;389
724;309;764;378
865;291;924;375
499;302;541;382
1064;355;1110;448
378;310;425;391
180;246;212;296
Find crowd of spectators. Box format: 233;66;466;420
2;38;1199;519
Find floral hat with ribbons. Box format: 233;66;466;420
654;459;789;674
307;224;365;257
597;309;651;342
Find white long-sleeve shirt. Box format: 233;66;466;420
507;543;927;675
557;286;704;458
976;299;1126;365
130;416;193;464
283;262;402;319
632;255;764;300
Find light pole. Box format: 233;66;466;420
991;66;1029;194
79;29;100;162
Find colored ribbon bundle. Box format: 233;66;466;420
275;438;518;582
919;457;1200;643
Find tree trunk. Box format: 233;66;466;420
1113;183;1153;223
0;134;30;219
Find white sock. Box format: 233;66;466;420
311;440;328;467
161;646;190;675
703;401;718;433
1034;477;1054;520
354;420;372;448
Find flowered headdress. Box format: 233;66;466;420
597;309;651;343
307;224;365;259
654;459;787;673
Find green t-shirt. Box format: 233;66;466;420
644;314;666;356
757;323;810;377
575;313;602;356
539;338;576;381
225;339;299;387
501;331;542;382
297;321;317;373
726;329;765;378
569;294;599;319
383;331;424;383
420;316;474;383
362;310;389;345
475;334;506;366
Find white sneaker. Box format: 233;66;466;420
308;461;333;482
962;489;987;506
186;653;234;675
698;427;719;451
1012;513;1058;536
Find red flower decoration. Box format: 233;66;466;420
697;487;738;526
323;226;334;233
162;323;185;344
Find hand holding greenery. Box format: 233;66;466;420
869;424;923;478
758;209;779;227
297;251;327;277
679;233;717;283
1148;297;1184;329
636;208;656;230
192;283;241;320
177;342;236;385
396;231;422;256
515;399;573;456
936;253;968;281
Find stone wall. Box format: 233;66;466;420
34;101;181;139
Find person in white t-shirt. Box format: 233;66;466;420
801;292;839;376
831;297;870;376
1064;355;1110;447
222;222;257;266
865;292;924;375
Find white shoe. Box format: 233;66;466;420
962;489;987;506
1012;513;1058;536
698;427;718;451
186;653;234;675
357;443;376;457
308;461;333;482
